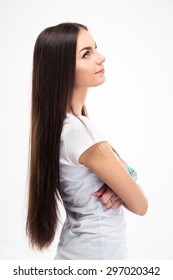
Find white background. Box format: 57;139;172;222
0;0;173;260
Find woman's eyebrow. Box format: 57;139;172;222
79;43;97;53
79;46;92;53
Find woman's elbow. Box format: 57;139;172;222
136;198;148;216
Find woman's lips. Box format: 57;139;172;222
95;69;105;74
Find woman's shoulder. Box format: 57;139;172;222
63;113;87;132
61;113;107;143
63;113;97;132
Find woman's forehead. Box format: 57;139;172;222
76;29;95;53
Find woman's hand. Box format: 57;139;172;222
93;184;123;209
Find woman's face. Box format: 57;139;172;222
75;29;106;89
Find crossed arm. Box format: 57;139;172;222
79;141;148;215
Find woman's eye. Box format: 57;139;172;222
82;50;90;59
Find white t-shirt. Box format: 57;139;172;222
54;113;127;260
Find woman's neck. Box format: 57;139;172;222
70;87;88;116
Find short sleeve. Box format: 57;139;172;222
61;114;108;165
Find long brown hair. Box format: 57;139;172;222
26;23;88;250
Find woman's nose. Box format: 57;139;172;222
96;52;106;64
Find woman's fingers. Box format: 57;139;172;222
93;184;107;197
93;185;122;209
108;197;122;209
99;190;118;205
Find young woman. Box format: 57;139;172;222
26;22;148;260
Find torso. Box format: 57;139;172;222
54;113;127;259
